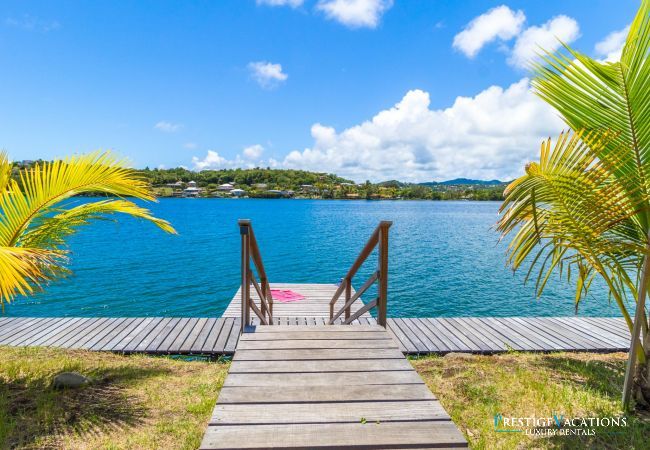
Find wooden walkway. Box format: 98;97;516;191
200;324;468;449
0;316;630;355
0;317;240;355
222;283;370;320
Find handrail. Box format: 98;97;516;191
329;221;391;327
239;219;273;332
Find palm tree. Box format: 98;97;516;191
0;151;176;304
497;0;650;409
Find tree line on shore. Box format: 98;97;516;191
139;167;506;200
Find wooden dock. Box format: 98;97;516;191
0;317;240;355
0;315;630;355
200;324;468;449
222;283;370;320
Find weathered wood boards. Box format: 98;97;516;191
201;325;468;449
0;317;240;355
385;317;630;355
0;315;630;355
222;283;372;320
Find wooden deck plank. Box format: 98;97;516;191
494;318;562;351
458;318;513;351
234;348;406;361
176;318;209;353
236;338;398;350
519;317;598;350
212;318;235;352
392;318;430;353
86;317;136;351
386;319;418;353
224;371;425;387
12;318;76;347
216;384;437;404
200;318;227;352
403;319;444;352
555;317;629;348
133;318;173;352
240;331;390;341
224;318;241;353
110;317;155;352
189;318;218;352
229;358;414;373
95;318;144;351
413;318;458;352
447;317;507;353
121;318;166;352
210;400;450;424
200;421;467;449
157;317;193;352
4;317;60;346
203;323;466;449
0;313;631;356
480;317;558;351
145;318;181;352
58;318;106;348
42;318;88;347
81;318;127;351
0;318;44;341
428;319;473;352
478;318;537;351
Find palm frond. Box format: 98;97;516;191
0;151;172;247
0;246;66;301
20;199;176;249
0;153;12;194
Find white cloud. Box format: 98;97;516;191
192;148;269;171
5;15;60;32
595;25;629;62
243;144;264;160
248;61;288;88
256;0;304;7
282;78;564;182
316;0;393;29
154;121;183;133
192;151;230;170
453;5;525;58
509;15;580;68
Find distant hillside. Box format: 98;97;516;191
419;178;506;186
141;167;353;188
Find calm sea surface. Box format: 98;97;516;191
4;199;621;318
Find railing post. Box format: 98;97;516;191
344;278;351;321
261;276;268;321
377;221;391;328
239;219;251;333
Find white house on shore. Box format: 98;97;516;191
183;180;201;197
218;183;234;191
231;188;246;197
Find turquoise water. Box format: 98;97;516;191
3;199;621;318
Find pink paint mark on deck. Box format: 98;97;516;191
270;289;305;303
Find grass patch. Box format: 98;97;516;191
0;346;228;449
411;352;650;449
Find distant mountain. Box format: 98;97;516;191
419;178;506;186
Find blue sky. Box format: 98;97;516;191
0;0;639;182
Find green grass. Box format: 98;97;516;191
411;352;650;449
0;346;229;449
4;346;649;449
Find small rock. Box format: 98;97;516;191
52;372;91;389
444;352;474;359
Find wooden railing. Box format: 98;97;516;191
329;221;392;327
239;219;273;332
